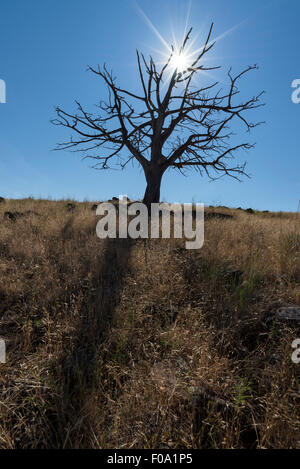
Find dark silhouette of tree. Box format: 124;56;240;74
52;24;264;208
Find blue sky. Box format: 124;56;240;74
0;0;299;211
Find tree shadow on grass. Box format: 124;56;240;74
48;237;135;448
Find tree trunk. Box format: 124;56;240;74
142;167;163;210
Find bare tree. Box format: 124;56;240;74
52;24;264;209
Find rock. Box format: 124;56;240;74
276;306;300;321
4;211;15;221
4;211;23;221
4;210;38;221
262;306;300;329
66;203;76;212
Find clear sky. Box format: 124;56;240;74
0;0;299;211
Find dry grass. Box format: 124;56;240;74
0;198;299;448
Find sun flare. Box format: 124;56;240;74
135;2;246;88
171;53;190;72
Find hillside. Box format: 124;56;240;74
0;198;299;448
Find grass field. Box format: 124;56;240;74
0;198;299;448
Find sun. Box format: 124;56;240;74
171;53;190;73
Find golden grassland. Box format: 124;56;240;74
0;198;299;448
